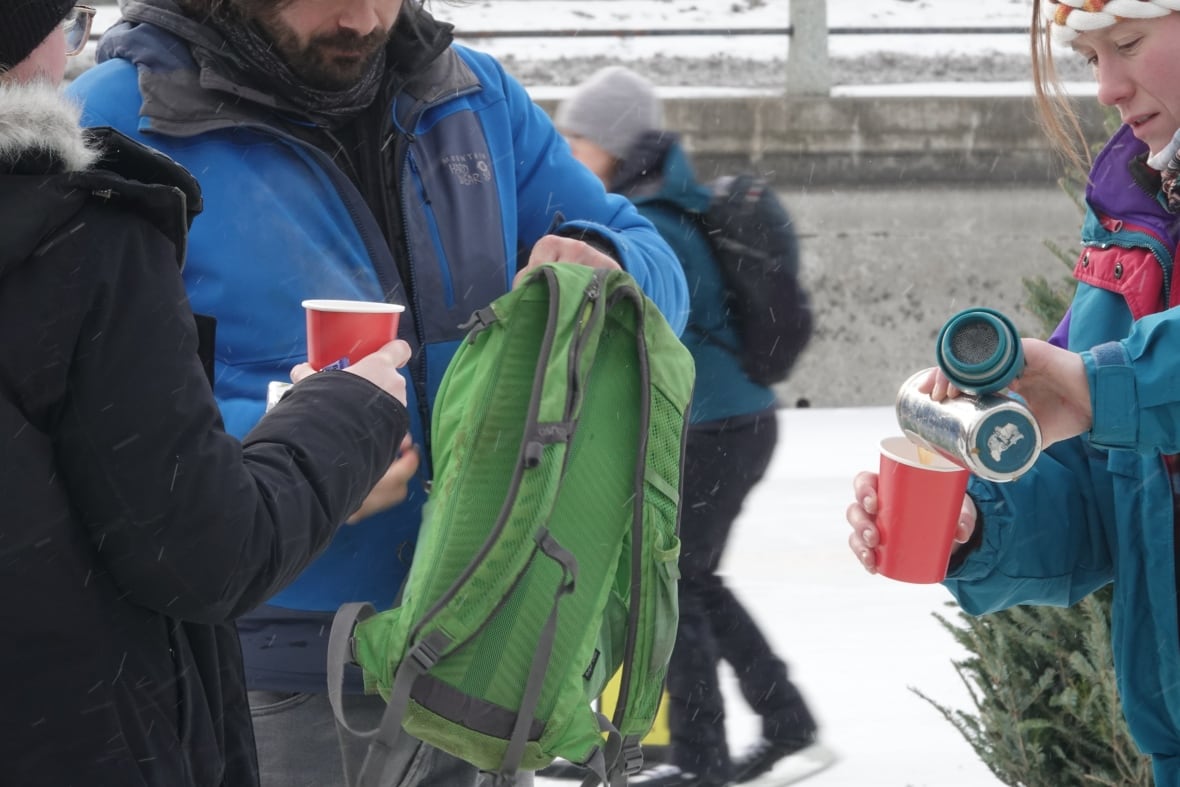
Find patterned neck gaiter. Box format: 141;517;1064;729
1147;129;1180;215
1161;155;1180;215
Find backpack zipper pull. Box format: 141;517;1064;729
459;306;498;343
586;267;610;301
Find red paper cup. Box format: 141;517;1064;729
875;435;970;584
303;299;404;371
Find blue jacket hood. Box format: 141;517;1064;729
613;131;711;215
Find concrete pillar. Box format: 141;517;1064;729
786;0;831;96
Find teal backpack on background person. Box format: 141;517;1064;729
327;263;695;787
699;173;812;386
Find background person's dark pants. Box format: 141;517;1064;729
668;410;815;783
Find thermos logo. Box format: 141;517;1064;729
987;423;1025;463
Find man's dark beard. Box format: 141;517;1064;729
195;5;391;126
262;22;388;91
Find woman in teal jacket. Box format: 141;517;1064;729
846;2;1180;781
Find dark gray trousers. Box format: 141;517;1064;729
666;411;815;782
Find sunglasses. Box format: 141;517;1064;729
63;5;96;57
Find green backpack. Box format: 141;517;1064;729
327;263;694;786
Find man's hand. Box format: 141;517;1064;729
347;434;420;524
514;234;622;289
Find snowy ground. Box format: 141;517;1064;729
539;407;1004;787
85;0;1095;89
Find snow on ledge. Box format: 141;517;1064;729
527;82;1099;101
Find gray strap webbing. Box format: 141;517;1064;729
356;629;453;787
578;748;609;787
613;290;650;787
578;713;621;787
613;735;645;785
327;602;378;740
498;529;578;778
327;602;380;787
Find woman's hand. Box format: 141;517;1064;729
920;339;1092;448
846;470;977;573
1006;339;1091;447
288;340;417;524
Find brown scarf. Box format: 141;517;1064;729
201;11;386;128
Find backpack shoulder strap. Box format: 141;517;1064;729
327;601;378;740
596;281;688;750
327;602;411;787
410;264;610;652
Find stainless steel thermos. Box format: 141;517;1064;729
895;308;1042;482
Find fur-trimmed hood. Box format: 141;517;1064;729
0;81;202;278
0;80;99;173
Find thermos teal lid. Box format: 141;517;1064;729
936;307;1024;395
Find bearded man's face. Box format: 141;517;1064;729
253;0;403;89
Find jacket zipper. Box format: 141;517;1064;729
390;84;481;466
407;149;456;309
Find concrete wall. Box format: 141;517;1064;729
534;93;1109;187
766;184;1085;410
537;93;1102;410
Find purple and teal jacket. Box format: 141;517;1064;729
946;123;1180;782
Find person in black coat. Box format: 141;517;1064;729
0;4;411;785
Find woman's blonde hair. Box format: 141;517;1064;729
1030;0;1094;177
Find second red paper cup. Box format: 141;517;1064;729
876;435;970;584
303;299;404;371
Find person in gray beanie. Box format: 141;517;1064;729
555;64;664;164
557;66;826;787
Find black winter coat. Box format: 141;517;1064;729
0;83;407;786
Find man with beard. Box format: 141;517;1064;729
68;1;688;786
